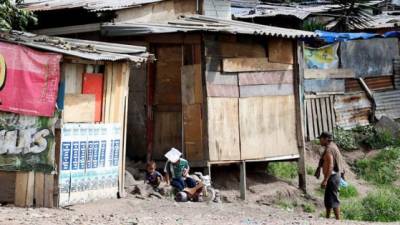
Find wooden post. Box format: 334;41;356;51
294;40;307;193
240;161;247;200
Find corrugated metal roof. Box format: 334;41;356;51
22;0;163;12
374;89;400;120
101;14;317;38
232;1;385;21
335;92;372;130
0;30;150;62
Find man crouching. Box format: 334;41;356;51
319;131;344;220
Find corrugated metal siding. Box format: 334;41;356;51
393;58;400;89
335;92;371;130
346;76;394;92
375;90;400;120
102;15;317;39
203;0;231;20
23;0;163;12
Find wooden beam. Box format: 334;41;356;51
294;41;307;192
304;69;355;79
222;58;293;73
240;161;247;200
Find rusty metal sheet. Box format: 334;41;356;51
345;76;394;92
334;92;372;129
340;38;399;78
374;90;400;120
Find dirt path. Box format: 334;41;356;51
0;196;395;225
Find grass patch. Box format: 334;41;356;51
306;166;315;176
267;162;297;180
276;199;297;212
334;125;397;151
355;147;400;185
302;203;316;213
340;184;358;199
343;188;400;222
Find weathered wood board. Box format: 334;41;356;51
304;79;345;93
240;84;294;97
207;97;240;161
238;71;293;86
182;64;203;105
183;104;203;161
63;63;85;94
205;40;266;58
206;84;239;97
154;46;182;105
205;71;238;85
153;112;182;160
0;172;16;204
223;58;293;72
239;96;298;160
340;38;399;77
268;38;294;64
63;94;96;123
304;69;355;79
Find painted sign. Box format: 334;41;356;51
59;123;121;206
0;112;56;172
0;42;62;117
304;43;339;69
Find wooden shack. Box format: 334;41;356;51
0;31;149;207
100;15;315;195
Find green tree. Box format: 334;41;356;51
0;0;36;30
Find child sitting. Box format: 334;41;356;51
145;160;163;192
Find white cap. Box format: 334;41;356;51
164;147;182;163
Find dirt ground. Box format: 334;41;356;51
0;195;397;225
0;142;392;225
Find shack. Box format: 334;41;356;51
303;32;400;140
23;0;316;196
0;30;150;207
101;15;317;197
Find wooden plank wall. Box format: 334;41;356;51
0;171;54;207
204;35;299;161
304;95;336;141
239;96;298;159
181;64;204;161
152;45;183;160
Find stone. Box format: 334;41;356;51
374;116;400;139
125;170;136;188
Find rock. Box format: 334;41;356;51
125;170;136;188
375;116;400;139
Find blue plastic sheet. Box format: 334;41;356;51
315;30;400;43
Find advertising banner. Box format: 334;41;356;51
59;123;121;206
304;43;339;69
0;42;61;117
0;112;56;172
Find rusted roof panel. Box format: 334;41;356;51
102;15;317;39
22;0;163;12
335;92;372;129
345;76;394;92
375;90;400;120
